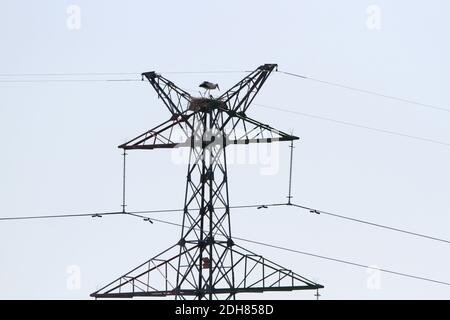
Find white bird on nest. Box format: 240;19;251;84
199;81;220;98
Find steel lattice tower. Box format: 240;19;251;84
91;64;323;300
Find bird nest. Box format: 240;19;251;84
189;97;226;112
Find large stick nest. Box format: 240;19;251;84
189;97;226;112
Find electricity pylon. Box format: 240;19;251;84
91;64;323;300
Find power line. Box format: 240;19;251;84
0;211;124;221
0;79;141;83
134;203;450;244
2;202;447;244
129;203;286;215
1;208;448;287
232;239;450;287
0;72;140;77
3;79;448;148
126;212;154;224
2;68;447;116
146;202;450;244
290;203;450;244
0;204;284;221
278;70;450;114
254;103;450;147
143;216;450;287
0;70;249;83
0;210;156;223
0;70;248;77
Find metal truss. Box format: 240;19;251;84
92;64;323;300
92;243;320;299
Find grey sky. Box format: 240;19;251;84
0;0;449;299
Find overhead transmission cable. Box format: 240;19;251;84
134;216;450;287
1;202;448;244
0;70;248;78
2;68;448;115
232;238;450;287
2;70;448;148
254;103;450;147
0;209;448;287
289;203;450;244
0;79;141;83
0;211;124;220
277;70;450;114
0;72;140;77
1;68;448;290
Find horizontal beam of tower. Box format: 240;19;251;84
92;286;322;298
91;243;322;299
120;136;298;150
118;107;298;150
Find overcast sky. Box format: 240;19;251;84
0;0;449;299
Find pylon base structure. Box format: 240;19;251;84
91;64;323;300
92;243;321;299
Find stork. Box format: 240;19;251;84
199;81;219;97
